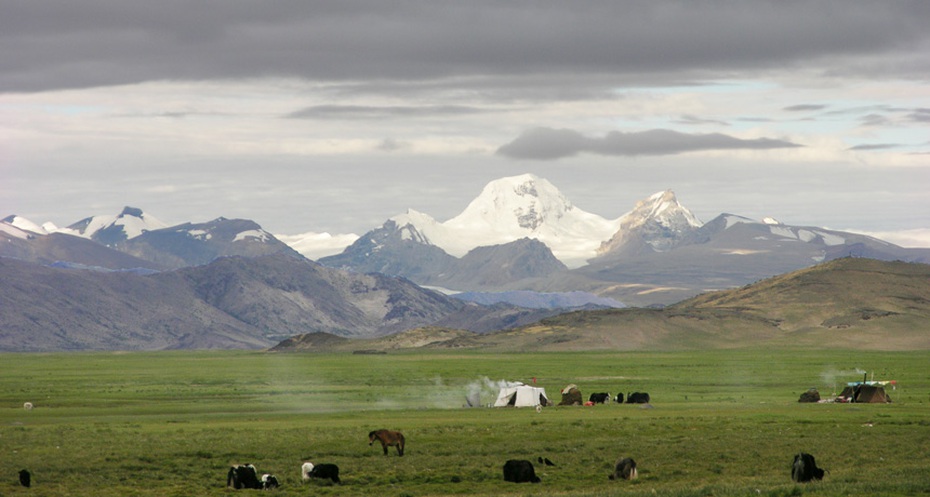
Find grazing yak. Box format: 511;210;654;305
503;459;541;483
589;392;610;404
19;469;31;488
227;464;262;489
369;429;405;456
791;453;826;483
608;457;638;480
307;463;341;484
615;393;624;404
626;392;650;404
261;474;280;489
301;462;315;480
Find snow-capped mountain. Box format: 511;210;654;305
319;174;702;269
2;215;52;236
2;209;303;271
63;206;169;246
596;189;703;257
120;217;303;268
314;173;930;306
0;214;165;271
378;174;621;268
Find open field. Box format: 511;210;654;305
2;349;929;496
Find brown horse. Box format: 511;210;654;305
368;429;405;456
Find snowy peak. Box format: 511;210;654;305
390;209;440;245
630;190;702;231
447;173;573;233
597;190;702;256
423;174;620;267
2;215;49;235
65;206;169;245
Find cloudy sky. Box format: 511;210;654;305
2;1;929;247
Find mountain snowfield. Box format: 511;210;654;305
307;173;706;268
63;206;170;242
387;174;625;268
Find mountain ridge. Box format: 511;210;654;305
0;253;563;352
272;258;930;353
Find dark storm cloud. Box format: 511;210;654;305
496;128;801;160
3;1;930;93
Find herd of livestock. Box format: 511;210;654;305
221;432;825;490
13;387;836;490
12;401;830;491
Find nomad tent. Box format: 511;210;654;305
836;374;894;403
494;382;549;407
837;384;891;403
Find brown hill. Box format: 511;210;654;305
276;258;930;352
482;257;930;351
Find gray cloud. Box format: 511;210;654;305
848;143;903;151
286;104;488;120
3;2;930;94
674;114;730;126
784;104;828;112
376;138;409;152
859;113;892;127
496;128;801;160
908;109;930;123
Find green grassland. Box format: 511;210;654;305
2;349;929;496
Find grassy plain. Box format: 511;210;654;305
1;349;929;496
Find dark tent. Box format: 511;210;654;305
837;385;891;403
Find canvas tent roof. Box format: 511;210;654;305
494;382;549;407
838;385;891;403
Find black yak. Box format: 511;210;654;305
608;457;638;480
19;469;31;488
227;464;262;489
589;392;610;404
626;392;650;404
307;463;341;484
503;459;540;483
791;452;825;482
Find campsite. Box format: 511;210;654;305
1;348;929;496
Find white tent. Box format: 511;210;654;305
494;382;549;408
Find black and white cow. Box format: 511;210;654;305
261;474;280;489
227;464;262;489
503;459;541;483
301;462;315;481
608;457;638;480
626;392;650;404
589;392;610;404
791;453;825;483
307;463;341;484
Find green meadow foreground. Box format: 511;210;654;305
2;350;929;496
